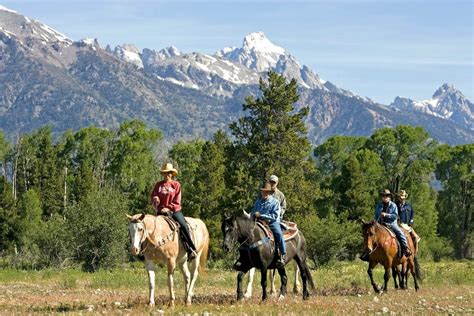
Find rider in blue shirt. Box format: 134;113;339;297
252;182;286;268
375;189;412;257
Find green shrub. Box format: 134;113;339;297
66;187;128;272
299;213;361;266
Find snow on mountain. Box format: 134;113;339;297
114;44;144;68
0;5;72;45
142;50;259;96
217;31;288;72
391;83;474;130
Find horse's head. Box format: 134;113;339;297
221;211;257;253
127;213;147;256
361;219;378;254
221;213;237;253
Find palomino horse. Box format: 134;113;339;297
361;220;421;293
222;214;314;301
127;213;209;306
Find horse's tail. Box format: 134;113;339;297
414;255;423;283
198;228;210;274
303;261;315;290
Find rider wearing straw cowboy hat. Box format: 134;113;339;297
151;162;198;260
252;182;286;268
396;190;421;243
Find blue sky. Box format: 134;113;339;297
2;0;472;104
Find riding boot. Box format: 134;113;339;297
410;230;421;243
172;211;198;260
276;254;286;269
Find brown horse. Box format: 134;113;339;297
127;213;209;306
361;220;421;293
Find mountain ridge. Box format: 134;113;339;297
0;6;472;145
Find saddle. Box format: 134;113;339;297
380;224;410;258
256;220;298;242
159;214;197;232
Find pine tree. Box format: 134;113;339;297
228;71;316;216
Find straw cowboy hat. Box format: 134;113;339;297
398;190;408;199
260;182;273;192
160;163;178;176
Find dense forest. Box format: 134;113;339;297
0;72;472;271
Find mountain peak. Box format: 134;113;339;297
433;83;458;98
242;32;285;55
0;5;17;14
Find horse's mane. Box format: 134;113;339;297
362;220;381;231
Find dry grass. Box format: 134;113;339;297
0;261;472;315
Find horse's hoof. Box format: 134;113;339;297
293;287;300;294
278;294;285;301
243;292;252;299
149;302;155;307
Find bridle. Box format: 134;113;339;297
130;217;176;255
365;223;380;255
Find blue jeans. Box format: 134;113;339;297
387;222;408;250
269;221;286;256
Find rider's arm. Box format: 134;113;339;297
384;203;398;222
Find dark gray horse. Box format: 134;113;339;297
221;213;315;301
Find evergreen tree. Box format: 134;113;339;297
108;120;162;211
228;71;316;216
435;144;473;258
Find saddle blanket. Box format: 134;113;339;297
257;220;298;242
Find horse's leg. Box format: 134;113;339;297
269;269;277;295
145;260;156;307
401;262;407;289
293;263;301;294
383;266;390;293
244;268;255;298
261;267;268;301
367;261;380;293
166;259;177;307
293;255;309;300
237;271;245;300
276;266;288;301
409;258;419;292
186;253;200;306
178;259;191;305
392;266;399;289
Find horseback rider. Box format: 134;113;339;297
396;190;421;243
268;175;287;220
151;162;198;260
376;189;412;257
360;189;412;261
252;182;286;269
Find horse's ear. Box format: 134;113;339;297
138;213;146;221
126;214;133;220
360;219;366;225
242;209;251;219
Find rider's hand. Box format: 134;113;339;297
381;212;386;218
254;211;261;219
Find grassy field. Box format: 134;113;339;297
0;260;472;315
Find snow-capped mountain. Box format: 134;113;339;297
0;5;472;145
216;31;327;90
391;84;474;130
0;5;71;44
